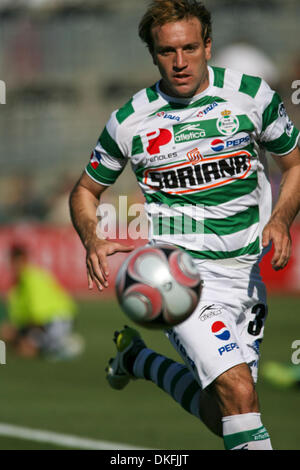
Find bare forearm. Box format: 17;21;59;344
262;150;300;270
69;183;99;248
269;164;300;228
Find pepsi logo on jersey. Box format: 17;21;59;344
210;133;251;152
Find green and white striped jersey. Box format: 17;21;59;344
86;66;299;264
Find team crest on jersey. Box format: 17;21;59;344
216;110;239;136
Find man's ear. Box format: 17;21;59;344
205;37;212;62
151;50;157;66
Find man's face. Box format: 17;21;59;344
151;17;212;99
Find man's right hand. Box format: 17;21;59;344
85;238;134;291
69;172;135;292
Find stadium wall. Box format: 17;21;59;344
1;224;300;297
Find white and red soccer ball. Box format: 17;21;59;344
115;244;202;329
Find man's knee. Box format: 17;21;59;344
212;363;259;416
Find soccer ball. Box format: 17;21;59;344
115;244;202;329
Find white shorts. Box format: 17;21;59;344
165;259;268;390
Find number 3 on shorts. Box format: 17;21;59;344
247;304;267;336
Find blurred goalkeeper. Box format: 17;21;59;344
1;244;83;360
69;0;300;450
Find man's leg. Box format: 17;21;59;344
106;327;223;436
132;343;272;448
106;327;272;449
132;342;222;436
210;363;272;450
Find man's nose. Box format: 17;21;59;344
173;50;187;70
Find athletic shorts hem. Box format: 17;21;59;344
201;359;247;390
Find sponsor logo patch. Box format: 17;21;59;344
146;128;172;155
143;150;252;194
211;321;231;341
90;149;102;169
211;138;225;152
198;304;223;321
285;120;294;137
149;152;177;164
196;101;219;118
278;102;288;118
173;122;206;143
157;111;180;122
186;148;203;164
218;342;240;356
211;134;251;152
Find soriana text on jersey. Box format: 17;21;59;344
143;150;252;193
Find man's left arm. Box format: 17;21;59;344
262;146;300;270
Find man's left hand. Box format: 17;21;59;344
262;220;292;270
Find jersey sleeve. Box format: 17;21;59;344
85;111;128;186
258;81;300;156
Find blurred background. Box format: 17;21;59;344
0;0;299;450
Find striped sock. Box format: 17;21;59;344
133;348;202;420
222;413;272;450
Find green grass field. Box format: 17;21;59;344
0;295;299;450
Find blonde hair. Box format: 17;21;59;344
139;0;212;53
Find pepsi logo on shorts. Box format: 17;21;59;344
211;321;231;341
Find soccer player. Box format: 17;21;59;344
69;0;300;450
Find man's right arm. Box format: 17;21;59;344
69;172;134;291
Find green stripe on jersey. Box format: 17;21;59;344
153;205;259;236
262;92;282;132
99;127;124;159
211;66;225;88
146;85;159;103
239;74;262;98
171;114;255;140
132;135;144;155
144;171;258;207
185;236;260;260
86;163;124;185
204;205;259;235
149;96;226;115
262;126;299;154
116;98;135;124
